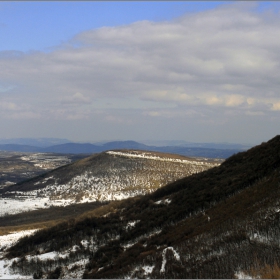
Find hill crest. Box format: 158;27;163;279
0;149;219;216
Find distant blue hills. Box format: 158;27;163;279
0;138;69;147
0;138;251;159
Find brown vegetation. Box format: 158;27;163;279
0;201;107;235
243;259;280;279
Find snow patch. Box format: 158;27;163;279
122;241;138;250
125;220;140;230
155;198;171;205
122;228;162;251
64;258;89;279
36;251;57;261
0;229;37;250
160;247;180;273
81;240;90;248
0;259;32;279
235;271;254;279
106;151;219;166
0;229;38;279
142;265;155;275
0;197;72;217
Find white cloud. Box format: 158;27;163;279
105;114;132;124
60;92;91;105
0;2;280;142
0;101;19;110
272;102;280;111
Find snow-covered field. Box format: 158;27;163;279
0;230;37;251
0;230;37;279
0;197;72;217
21;153;71;170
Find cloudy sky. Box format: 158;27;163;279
1;1;280;144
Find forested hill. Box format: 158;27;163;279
6;135;280;279
0;150;219;216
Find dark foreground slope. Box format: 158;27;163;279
6;135;280;278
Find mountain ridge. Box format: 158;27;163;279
2;135;280;278
0;140;245;159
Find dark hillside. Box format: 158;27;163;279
151;135;280;201
6;135;280;279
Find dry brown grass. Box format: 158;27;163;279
0;219;62;235
245;260;280;279
77;196;139;220
0;201;107;236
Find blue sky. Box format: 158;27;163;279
1;1;280;144
1;1;231;52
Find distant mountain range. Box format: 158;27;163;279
140;139;252;149
0;138;69;147
0;139;250;158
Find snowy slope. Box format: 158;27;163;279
1;150;220;216
0;230;37;279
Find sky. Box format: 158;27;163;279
1;1;280;145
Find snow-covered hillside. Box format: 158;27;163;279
0;150;220;216
0;230;37;279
